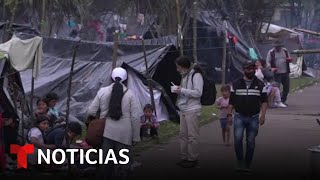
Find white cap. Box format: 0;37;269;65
111;67;127;82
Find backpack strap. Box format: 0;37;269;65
270;49;276;68
191;71;201;86
124;89;128;95
283;48;291;73
191;71;196;86
283;48;289;58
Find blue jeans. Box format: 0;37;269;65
234;113;259;168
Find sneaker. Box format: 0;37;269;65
273;102;287;108
277;102;287;108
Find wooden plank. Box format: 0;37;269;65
291;49;320;54
293;28;320;36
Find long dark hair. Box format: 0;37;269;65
108;77;124;120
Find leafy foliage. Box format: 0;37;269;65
2;0;319;39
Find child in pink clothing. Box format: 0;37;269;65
215;85;232;145
140;104;160;140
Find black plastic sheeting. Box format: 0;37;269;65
0;22;39;42
17;36;180;123
0;60;19;119
181;11;260;83
0;23;181;122
194;11;259;59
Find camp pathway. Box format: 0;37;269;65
131;83;320;179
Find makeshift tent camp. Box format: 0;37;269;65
257;23;315;78
16;36;180;124
0;34;181;159
181;11;261;83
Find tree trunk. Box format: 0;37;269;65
221;20;227;85
112;32;119;69
41;0;46;35
2;2;6;21
193;1;198;62
290;0;295;28
176;0;183;55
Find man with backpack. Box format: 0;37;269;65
172;56;203;168
266;40;292;105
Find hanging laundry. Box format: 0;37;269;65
248;48;258;60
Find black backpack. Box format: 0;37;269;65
191;65;217;106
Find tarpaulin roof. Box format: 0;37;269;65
261;23;302;37
195;11;258;59
17;36;180;123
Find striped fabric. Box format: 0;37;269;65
235;89;263;96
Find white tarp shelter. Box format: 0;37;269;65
260;23;305;78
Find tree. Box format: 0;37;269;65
238;0;287;40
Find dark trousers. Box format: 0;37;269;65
274;73;290;103
140;127;158;139
97;138;131;180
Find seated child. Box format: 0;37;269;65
27;115;55;166
140;104;159;140
35;98;57;127
44;92;66;126
35;99;48;117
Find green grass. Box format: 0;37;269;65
134;85;222;152
290;77;319;92
134;105;219;152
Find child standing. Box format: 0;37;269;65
215;85;232;146
140;104;159;140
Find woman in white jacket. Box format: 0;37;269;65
87;67;140;179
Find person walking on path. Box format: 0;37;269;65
172;56;203;168
87;67;141;179
266;39;293;105
227;60;268;172
215;85;232;146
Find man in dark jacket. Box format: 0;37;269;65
227;61;268;172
